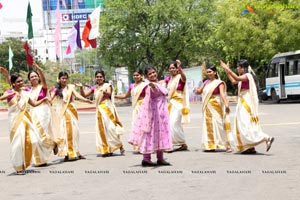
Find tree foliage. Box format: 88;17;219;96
2;0;300;95
99;0;215;77
0;38;43;91
0;38;29;73
213;0;300;89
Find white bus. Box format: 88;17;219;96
265;50;300;103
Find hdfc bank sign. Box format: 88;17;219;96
61;12;91;22
62;14;70;21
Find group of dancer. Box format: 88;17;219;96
118;59;274;165
115;60;191;166
193;59;274;154
0;58;274;174
0;64;93;174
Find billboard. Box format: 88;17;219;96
42;0;103;10
42;0;103;29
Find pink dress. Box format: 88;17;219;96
128;83;172;154
128;83;146;98
203;79;223;95
6;87;47;102
164;76;185;91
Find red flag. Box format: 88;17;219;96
24;41;34;65
82;6;100;48
82;18;96;48
0;2;3;10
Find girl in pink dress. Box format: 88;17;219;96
129;66;172;166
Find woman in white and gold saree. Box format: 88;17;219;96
51;71;92;161
194;66;232;152
163;60;190;152
27;63;63;166
77;70;124;157
220;59;275;154
115;69;147;152
0;73;49;175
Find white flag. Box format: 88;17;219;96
61;0;67;9
89;6;101;40
9;46;14;70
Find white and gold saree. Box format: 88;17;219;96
231;73;270;152
166;74;190;146
29;85;61;165
55;84;80;159
201;79;231;150
94;83;123;155
130;82;147;124
8;90;39;171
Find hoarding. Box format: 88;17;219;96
42;0;103;29
42;0;103;11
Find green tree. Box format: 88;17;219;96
41;60;92;88
74;48;115;85
99;0;215;77
0;38;44;91
0;38;39;73
212;0;300;91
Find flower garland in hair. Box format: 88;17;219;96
248;65;256;76
216;72;220;80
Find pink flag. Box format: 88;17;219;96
54;0;61;58
66;45;71;55
66;21;82;55
0;2;3;10
73;0;79;9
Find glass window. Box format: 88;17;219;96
268;64;278;78
285;62;290;75
293;61;298;75
267;65;273;78
288;61;294;75
274;64;278;77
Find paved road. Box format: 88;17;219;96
0;102;299;200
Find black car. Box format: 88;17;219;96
258;87;268;102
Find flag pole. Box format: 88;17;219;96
54;0;62;72
26;41;30;72
30;39;34;72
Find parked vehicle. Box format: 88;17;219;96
265;50;300;103
258;87;268;102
